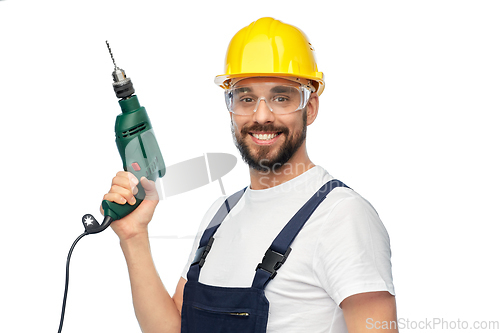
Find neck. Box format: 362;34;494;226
249;145;315;190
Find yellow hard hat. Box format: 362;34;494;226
214;17;325;96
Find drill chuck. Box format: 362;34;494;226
112;68;135;99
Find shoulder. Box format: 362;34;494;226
319;186;389;240
312;184;391;264
311;168;380;217
311;184;395;304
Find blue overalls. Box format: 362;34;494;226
181;179;349;333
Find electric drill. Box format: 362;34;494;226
58;42;167;333
83;42;166;234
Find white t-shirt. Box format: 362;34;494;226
181;166;395;333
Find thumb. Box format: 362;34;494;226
140;177;159;201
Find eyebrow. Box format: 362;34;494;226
270;86;295;94
233;85;296;94
234;87;253;94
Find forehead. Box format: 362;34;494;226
232;77;300;88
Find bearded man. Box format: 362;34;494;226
101;17;398;333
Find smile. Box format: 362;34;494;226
249;132;282;145
251;133;279;140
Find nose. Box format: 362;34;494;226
253;98;275;124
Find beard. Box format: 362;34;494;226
231;110;307;172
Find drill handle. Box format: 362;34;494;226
101;182;145;221
83;173;147;235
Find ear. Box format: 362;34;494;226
305;93;319;126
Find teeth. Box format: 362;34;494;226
252;133;278;140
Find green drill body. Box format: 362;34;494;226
101;43;165;221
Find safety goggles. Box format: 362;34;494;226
225;82;312;115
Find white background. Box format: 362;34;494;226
1;0;499;332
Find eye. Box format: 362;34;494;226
273;95;289;103
240;97;255;103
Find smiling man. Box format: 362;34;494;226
229;77;315;188
102;17;398;333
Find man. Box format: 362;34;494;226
101;17;398;333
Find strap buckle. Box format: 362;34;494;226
191;237;214;268
256;247;292;279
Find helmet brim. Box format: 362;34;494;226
214;72;325;96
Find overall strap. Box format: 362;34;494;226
187;187;247;282
251;179;349;289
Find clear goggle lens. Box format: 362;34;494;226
225;83;311;115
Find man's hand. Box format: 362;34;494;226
341;291;398;333
100;171;159;241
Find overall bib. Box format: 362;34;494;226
181;179;349;333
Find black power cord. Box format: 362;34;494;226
57;214;114;332
58;231;88;333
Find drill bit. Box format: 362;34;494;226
106;40;117;71
106;40;126;82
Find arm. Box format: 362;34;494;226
341;291;398;333
101;171;184;333
172;277;187;314
120;232;182;333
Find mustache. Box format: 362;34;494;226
240;124;290;136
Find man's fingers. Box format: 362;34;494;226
103;191;135;205
113;171;139;190
140;177;159;201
